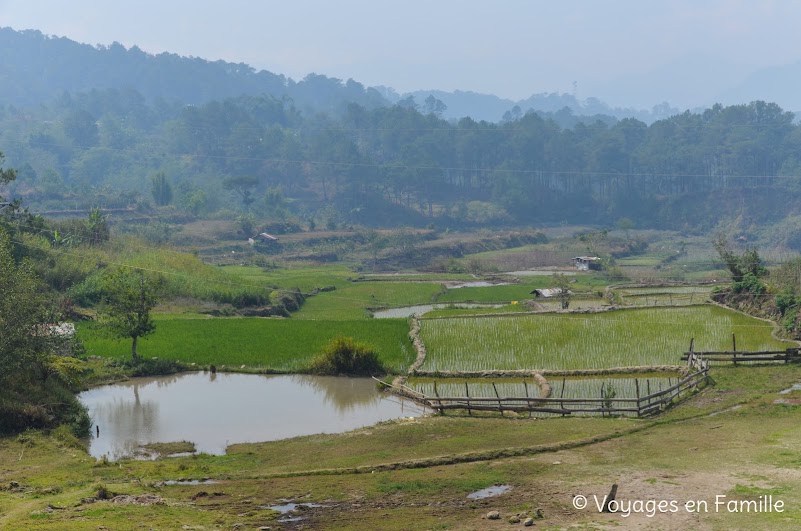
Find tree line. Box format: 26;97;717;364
2;87;801;235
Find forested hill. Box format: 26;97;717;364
4;86;801;244
1;27;680;125
396;89;681;124
0;27;387;114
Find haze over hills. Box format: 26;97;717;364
0;27;702;124
719;61;801;112
5;25;801;251
0;27;387;116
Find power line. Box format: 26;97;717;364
5;137;801;181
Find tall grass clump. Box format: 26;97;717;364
307;336;386;376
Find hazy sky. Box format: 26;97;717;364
1;0;800;108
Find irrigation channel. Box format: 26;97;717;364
79;372;428;461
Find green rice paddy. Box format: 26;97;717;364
615;285;715;306
419;306;792;372
296;281;446;320
79;317;413;372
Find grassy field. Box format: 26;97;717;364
296;281;446;320
79;317;414;372
434;279;602;304
222;263;356;292
3;365;801;529
23;235;278;305
420;305;793;372
617;286;716;307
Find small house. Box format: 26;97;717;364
531;288;571;298
571;256;602;271
257;232;279;243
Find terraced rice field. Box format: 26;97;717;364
407;378;539;399
617;285;715;307
407;375;674;400
406;375;677;416
547;374;676;399
419;305;791;372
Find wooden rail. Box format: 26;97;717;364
384;333;801;418
680;334;801;365
680;349;800;364
383;351;710;418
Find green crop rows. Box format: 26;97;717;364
420;306;791;372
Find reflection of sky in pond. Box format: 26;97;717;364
373;303;505;319
447;281;509;289
79;372;427;460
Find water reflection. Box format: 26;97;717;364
79;372;427;461
373;303;505;319
289;374;382;412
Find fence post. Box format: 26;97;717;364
560;378;567;417
492;382;503;416
732;333;737;366
635;378;641;417
523;380;531;418
465;381;471;416
433;381;442;414
600;382;606;418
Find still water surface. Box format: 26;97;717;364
372;302;505;318
79;372;427;460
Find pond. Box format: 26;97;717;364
79;372;427;461
445;281;510;289
372;303;506;319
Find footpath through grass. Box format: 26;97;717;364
79;317;413;372
5;365;801;529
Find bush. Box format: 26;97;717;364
783;307;799;332
67;271;107;306
111;357;188;377
775;289;799;316
268;288;304;312
95;484;114;500
732;272;766;294
0;379;90;436
307;336;385;376
52;422;85;448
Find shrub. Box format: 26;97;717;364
775;289;799;316
732;272;766;294
95;484;114;500
67;271;107;306
783;307;799;333
111;357;188;377
307;336;385;376
52;424;84;448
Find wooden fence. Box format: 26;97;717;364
679;335;801;365
381;354;709;418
